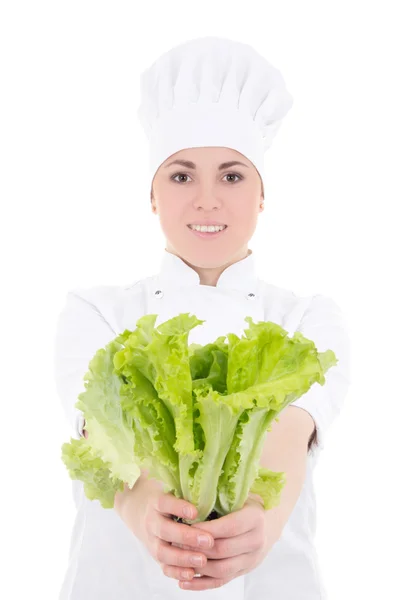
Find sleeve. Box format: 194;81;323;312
53;290;117;439
290;293;352;452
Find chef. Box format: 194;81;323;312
54;35;352;599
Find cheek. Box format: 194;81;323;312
236;205;259;227
158;205;183;233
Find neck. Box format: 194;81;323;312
165;245;251;286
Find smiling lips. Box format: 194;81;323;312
187;224;228;238
188;224;227;232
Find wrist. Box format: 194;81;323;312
114;472;161;543
115;471;147;513
114;470;160;520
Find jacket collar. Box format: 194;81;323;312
156;248;259;293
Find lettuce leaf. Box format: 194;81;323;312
60;312;337;522
61;437;124;508
74;339;140;489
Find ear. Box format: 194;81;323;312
150;193;157;214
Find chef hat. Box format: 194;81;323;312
137;36;294;197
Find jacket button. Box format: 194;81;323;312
154;289;164;298
247;292;256;299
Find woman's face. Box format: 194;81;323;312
151;146;264;272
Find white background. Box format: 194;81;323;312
1;1;399;598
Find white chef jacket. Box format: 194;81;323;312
53;248;352;600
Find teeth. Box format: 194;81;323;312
189;225;227;232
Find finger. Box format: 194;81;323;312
179;569;247;591
154;492;198;522
176;530;259;559
192;553;252;579
150;513;214;550
160;562;196;582
195;507;255;539
155;539;207;570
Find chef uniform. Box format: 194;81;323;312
53;36;352;600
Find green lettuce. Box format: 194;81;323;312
61;313;337;522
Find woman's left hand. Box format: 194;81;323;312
176;497;280;591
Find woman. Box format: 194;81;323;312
54;36;351;599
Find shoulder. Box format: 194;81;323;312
61;275;155;334
257;278;348;335
256;278;307;323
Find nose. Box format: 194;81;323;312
193;193;222;211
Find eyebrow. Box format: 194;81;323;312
164;159;249;170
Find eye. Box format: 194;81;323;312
223;173;243;183
171;172;243;184
171;173;192;183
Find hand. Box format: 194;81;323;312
114;475;215;585
176;497;279;591
85;424;215;583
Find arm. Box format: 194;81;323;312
184;405;315;591
249;405;315;540
53;290;117;439
290;293;352;452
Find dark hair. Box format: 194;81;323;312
308;426;318;453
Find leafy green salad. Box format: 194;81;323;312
61;312;337;523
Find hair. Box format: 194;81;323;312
308;427;318;453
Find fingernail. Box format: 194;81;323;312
190;555;204;567
181;570;192;579
180;582;191;589
183;506;194;518
198;535;211;548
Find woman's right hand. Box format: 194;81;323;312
114;476;214;583
84;421;214;582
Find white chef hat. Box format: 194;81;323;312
137;36;294;197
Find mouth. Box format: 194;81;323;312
187;224;228;239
